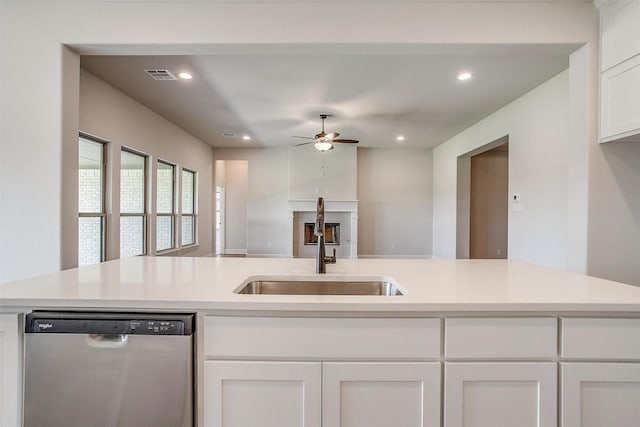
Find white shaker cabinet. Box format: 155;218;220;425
561;363;640;427
599;0;640;71
0;314;20;427
204;360;441;427
322;362;441;427
203;361;322;427
598;0;640;142
443;318;558;427
444;362;557;427
202;316;442;427
201;315;640;427
560;318;640;427
600;55;640;142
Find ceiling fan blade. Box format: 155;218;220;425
293;136;315;140
332;139;359;144
294;141;316;147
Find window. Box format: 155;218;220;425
120;149;147;258
181;169;196;246
156;160;175;251
78;135;106;266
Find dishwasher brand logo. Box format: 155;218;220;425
38;322;53;330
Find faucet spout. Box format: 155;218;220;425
315;197;336;274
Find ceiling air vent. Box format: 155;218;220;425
144;69;177;81
222;133;238;138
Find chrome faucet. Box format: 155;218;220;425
315;197;336;274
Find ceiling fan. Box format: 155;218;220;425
293;114;359;152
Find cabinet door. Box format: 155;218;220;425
444;362;557;427
561;363;640;427
323;362;441;427
203;361;321;427
0;314;20;427
600;0;640;70
600;54;640;142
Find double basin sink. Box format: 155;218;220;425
235;276;405;296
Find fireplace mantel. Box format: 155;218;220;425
287;199;358;213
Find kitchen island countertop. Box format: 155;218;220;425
2;257;640;312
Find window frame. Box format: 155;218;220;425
78;132;108;265
119;147;149;258
181;168;197;247
156;159;177;253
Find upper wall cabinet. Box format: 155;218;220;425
601;55;640;141
598;0;640;142
599;0;640;71
288;144;357;200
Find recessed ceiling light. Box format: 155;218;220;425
242;135;251;140
178;72;193;80
396;136;405;142
457;72;472;81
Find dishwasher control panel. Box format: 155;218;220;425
25;312;194;335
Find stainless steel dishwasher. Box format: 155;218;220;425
23;311;194;427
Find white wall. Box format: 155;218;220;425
587;142;640;285
80;69;214;259
434;71;571;270
0;0;599;282
221;161;248;254
357;148;433;258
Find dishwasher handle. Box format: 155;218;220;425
85;333;129;349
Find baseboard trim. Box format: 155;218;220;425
224;249;247;255
248;253;291;258
357;254;433;259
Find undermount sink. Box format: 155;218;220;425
235;277;404;296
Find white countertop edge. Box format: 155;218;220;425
5;299;640;314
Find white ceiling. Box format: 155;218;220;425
81;44;577;149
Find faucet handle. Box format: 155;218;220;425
326;248;337;264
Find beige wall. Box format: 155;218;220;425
79;69;214;259
588;142;640;285
357;148;433;258
220;160;248;254
434;71;573;270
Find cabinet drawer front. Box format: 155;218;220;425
445;317;557;359
204;316;441;359
562;318;640;359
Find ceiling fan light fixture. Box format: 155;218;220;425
314;141;333;152
324;132;339;141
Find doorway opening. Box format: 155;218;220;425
215;185;224;255
456;136;509;259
